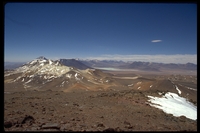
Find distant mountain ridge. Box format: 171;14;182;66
4;56;114;92
119;61;197;71
4;56;197;100
58;59;92;70
5;56;197;71
80;60;126;68
80;60;197;71
4;56;92;70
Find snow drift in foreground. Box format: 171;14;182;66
147;92;197;120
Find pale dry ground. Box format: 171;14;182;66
102;68;196;76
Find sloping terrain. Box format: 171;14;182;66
4;57;197;131
4;89;197;131
58;59;92;70
4;57;116;92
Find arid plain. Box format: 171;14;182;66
4;58;197;131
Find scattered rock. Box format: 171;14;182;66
31;126;40;131
41;128;60;131
21;115;34;125
103;127;118;132
179;115;187;122
42;107;45;111
76;118;81;121
114;127;122;131
49;106;54;111
100;116;104;118
41;123;60;129
79;124;86;127
70;118;75;121
97;123;105;127
60;123;71;131
4;87;197;131
73;103;79;107
124;121;132;128
4;121;12;128
124;121;131;125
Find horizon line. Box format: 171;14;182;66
5;54;197;65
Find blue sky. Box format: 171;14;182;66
4;3;197;64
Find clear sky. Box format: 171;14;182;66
4;3;197;64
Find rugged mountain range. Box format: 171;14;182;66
80;60;197;71
5;56;197;99
118;61;197;71
5;58;196;72
80;60;126;68
4;57;92;70
4;56;115;92
4;57;197;131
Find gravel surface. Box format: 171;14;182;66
4;89;197;131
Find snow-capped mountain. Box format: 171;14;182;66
4;56;114;92
4;57;197;124
4;57;197;101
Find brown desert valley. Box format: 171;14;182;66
4;57;197;131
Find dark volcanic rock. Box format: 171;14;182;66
4;121;13;128
21;115;34;124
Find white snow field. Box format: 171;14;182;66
147;92;197;120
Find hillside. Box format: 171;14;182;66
4;56;197;131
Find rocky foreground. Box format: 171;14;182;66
4;89;197;131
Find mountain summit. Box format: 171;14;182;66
36;56;48;60
4;57;113;92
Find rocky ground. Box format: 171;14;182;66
4;89;197;131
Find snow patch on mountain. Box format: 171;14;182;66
5;56;114;90
5;57;75;85
66;74;72;78
25;79;32;84
75;73;81;80
175;85;181;94
29;60;37;65
147;92;197;120
128;84;133;87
